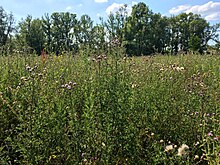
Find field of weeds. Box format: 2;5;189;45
0;53;219;164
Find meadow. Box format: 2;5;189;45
0;51;219;165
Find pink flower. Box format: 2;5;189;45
208;132;213;136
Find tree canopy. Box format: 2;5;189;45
0;2;219;56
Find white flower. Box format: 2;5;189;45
177;144;189;156
165;145;174;152
194;155;199;160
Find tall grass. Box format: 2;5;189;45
0;52;219;164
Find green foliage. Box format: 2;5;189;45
2;2;220;57
0;52;219;164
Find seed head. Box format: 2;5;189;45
165;145;173;152
177;144;189;157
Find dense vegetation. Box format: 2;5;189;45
0;51;219;164
0;1;219;165
0;2;220;56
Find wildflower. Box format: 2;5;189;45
102;142;106;147
175;66;185;71
194;155;199;160
194;141;199;146
208;132;213;136
25;65;31;71
195;112;199;115
151;133;155;136
213;137;218;140
177;144;189;156
131;83;137;88
159;139;164;143
165;145;174;152
81;153;85;157
67;85;71;90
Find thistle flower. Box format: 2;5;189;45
81;153;85;157
213;137;218;141
208;132;213;136
177;144;189;156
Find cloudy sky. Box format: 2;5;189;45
1;0;220;24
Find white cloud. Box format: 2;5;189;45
132;1;138;6
185;1;220;15
169;5;191;14
106;2;138;15
106;3;124;15
205;12;220;20
169;1;220;21
66;6;72;11
94;0;108;3
96;13;101;17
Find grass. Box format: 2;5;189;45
0;52;219;164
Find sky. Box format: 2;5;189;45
1;0;220;24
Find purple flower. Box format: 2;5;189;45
213;137;218;141
81;153;85;157
206;113;210;117
208;132;213;136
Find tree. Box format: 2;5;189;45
50;12;77;54
77;14;93;48
17;15;45;54
125;2;153;56
189;14;209;53
42;13;52;52
0;6;14;47
149;13;170;54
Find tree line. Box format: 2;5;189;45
0;2;220;56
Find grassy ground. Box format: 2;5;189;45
0;52;219;164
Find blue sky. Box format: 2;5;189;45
1;0;220;24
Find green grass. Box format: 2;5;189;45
0;52;219;164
